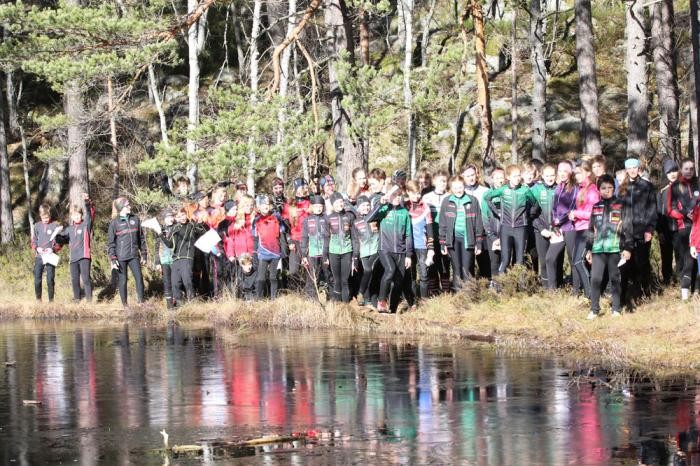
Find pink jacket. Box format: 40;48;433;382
572;180;600;231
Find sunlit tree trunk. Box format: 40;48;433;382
0;79;12;243
400;0;416;176
652;0;680;161
471;1;494;172
690;0;700;168
574;0;602;155
529;0;547;161
247;0;262;193
187;0;208;190
625;0;648;157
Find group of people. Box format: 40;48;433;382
30;154;700;318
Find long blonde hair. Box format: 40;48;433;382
235;194;255;229
111;197;129;219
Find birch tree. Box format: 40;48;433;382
187;0;208;190
574;0;602;155
625;0;648;157
529;0;547;160
0;79;12;243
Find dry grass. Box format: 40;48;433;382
2;273;700;376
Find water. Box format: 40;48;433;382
0;322;698;465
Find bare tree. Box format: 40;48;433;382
690;0;700;167
399;0;416;176
0;77;12;243
574;0;602;155
247;0;262;193
625;0;648;157
529;0;547;160
187;0;208;190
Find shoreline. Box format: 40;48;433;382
1;285;699;378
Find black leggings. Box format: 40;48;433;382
329;252;352;302
487;237;501;279
498;225;526;273
33;257;55;302
378;251;406;302
172;258;194;303
117;258;145;305
621;240;652;301
303;256;324;297
590;253;622;314
672;229;694;289
69;259;92;301
161;264;173;300
573;230;591;297
474;238;491;279
544;230;577;291
534;231;550;285
257;258;280;299
359;254;379;298
411;249;430;299
448;237;475;291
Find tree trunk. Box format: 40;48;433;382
400;0;416;176
273;0;297;178
19;124;33;233
359;9;370;66
420;0;437;68
652;0;680;161
574;0;602;155
471;1;494;172
107;76;119;198
325;0;363;191
625;0;648;157
0;77;12;243
510;7;518;164
5;71;18;139
247;0;262;194
231;2;246;83
690;0;700;168
65;80;88;205
529;0;547;161
187;0;207;190
148;65;169;145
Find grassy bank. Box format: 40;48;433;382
1;279;699;377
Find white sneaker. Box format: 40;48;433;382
586;312;597;320
612;311;621;317
682;288;690;301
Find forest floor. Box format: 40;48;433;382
1;274;699;378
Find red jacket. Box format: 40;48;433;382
690;206;700;249
221;214;255;259
282;198;311;242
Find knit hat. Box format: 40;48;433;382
330;192;344;205
392;169;408;182
319;175;335;188
224;200;237;212
624;158;640;169
293;178;308;190
311;195;325;206
356;195;370;206
663;158;679;175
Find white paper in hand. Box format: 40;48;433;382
195;228;222;253
425;254;434;267
549;232;564;244
48;226;63;243
42;252;60;266
617;257;627;268
142;218;162;235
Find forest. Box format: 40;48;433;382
0;0;697;242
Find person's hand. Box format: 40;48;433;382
155;264;162;272
692;246;698;259
352;258;358;273
228;256;236;263
644;231;653;243
380;195;388;205
324;258;329;266
301;257;309;267
140;258;147;266
288;242;295;251
111;260;120;270
475;246;482;256
585;251;592;264
492;239;501;251
568;211;576;221
425;249;435;266
441;245;448;256
622;250;632;261
404;256;412;269
540;229;551;238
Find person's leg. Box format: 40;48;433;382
339;253;352;303
545;241;565;291
448;238;465;291
677;229;693;299
463;248;475;279
526;226;538;274
329;253;342;301
659;232;674;285
512;227;527;266
171;260;183;303
378;251;396;303
535;232;550;286
33;257;44;301
268;258;280;299
128;259;145;303
118;260;129;305
498;226;513;274
573;230;591;297
475;238;491;280
70;261;81;300
81;259;93;302
415;249;429;300
564;230;579;293
488;238;501;279
256;259;270;299
162;264;173;307
359;255;377;299
589;253;606;315
46;264;55;302
608;253;622;312
394;253;412;307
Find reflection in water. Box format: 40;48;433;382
0;322;697;464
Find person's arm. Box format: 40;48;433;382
300;219;310;258
483;185;506;202
138;220;148;262
404;211;414;257
366;201;387;223
690;207;700;250
107;220;117;260
646;183;658;234
322;217;330;260
572;186;600;221
473;200;485;243
84;197;94;231
424;208;434;251
667;183;686;220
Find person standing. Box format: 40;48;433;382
107;197;147;307
569;161;600;298
31;203;62;302
529;164;557;287
657;159;680;286
57;193;95;302
667;158;698;301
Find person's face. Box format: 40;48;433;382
599;182;615;200
492;171;505;188
120;203;131;217
258;202;271;216
408;190;421;203
556;165;572;184
391;194;402;207
542;167;556;186
323;182;335;196
434;176;447;193
395;177;407;189
177;182;189;196
450;181;465;197
198;196;209;209
237;187;247;198
575;167;589;184
616;172;626;184
311;203;324;215
354;171;367;188
242;200;254;215
522;169;534;185
507;169;521;187
241;263;253;274
176;211;188;224
164;215;175;226
273;184;284;197
681;162;695;180
71;211;83;223
332;199;344;213
462;168;477;187
626;166;640;180
667;171;679;183
369;178;383;194
211;188;225;205
226;206;238;218
592;162;605;178
40;213;50;224
357;201;370;215
418;175;431;190
296;185;309;198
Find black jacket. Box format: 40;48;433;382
438;194;485;249
161;222;206;261
619;177;657;241
107;215;147;261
